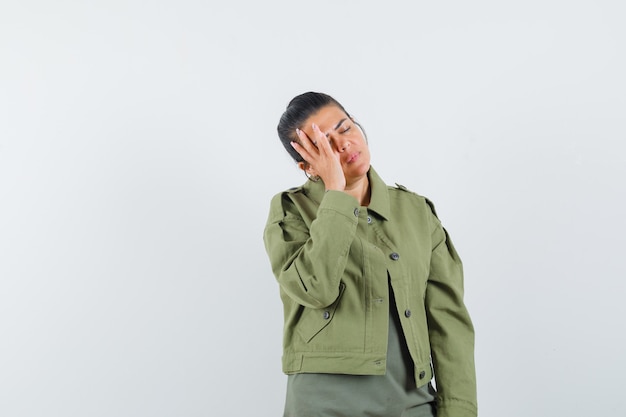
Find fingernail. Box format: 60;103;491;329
295;128;301;136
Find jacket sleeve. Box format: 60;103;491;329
263;190;360;309
424;202;478;417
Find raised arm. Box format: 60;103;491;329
263;190;360;308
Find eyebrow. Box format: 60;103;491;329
325;118;348;137
334;118;348;130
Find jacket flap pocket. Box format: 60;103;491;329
297;282;346;343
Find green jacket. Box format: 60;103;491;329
263;167;477;417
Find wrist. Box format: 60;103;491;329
324;186;345;192
323;180;346;192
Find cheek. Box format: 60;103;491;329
354;132;367;144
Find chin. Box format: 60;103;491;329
348;163;370;180
358;161;371;174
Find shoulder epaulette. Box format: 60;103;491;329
394;183;409;192
394;183;438;216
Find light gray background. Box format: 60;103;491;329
1;1;624;416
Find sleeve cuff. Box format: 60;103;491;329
318;190;360;220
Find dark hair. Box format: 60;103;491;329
277;92;350;163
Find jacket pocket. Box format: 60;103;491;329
296;282;346;343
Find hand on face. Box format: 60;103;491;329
291;124;346;191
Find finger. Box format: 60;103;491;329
296;128;317;149
311;123;331;152
290;140;313;163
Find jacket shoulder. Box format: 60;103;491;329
390;183;439;218
267;185;309;220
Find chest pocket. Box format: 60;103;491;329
296;282;346;343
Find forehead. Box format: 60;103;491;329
303;105;348;131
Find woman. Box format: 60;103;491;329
263;92;477;417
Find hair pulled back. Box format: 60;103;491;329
277;92;350;163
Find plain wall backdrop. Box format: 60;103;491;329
1;1;625;416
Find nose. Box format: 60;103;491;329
333;136;350;153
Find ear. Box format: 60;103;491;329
298;161;318;177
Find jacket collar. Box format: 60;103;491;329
302;166;391;221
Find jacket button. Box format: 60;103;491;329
323;311;330;320
404;309;411;318
367;216;372;224
390;252;400;260
419;370;426;379
353;208;360;217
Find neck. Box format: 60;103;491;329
344;175;371;206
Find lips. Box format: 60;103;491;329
346;152;360;164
